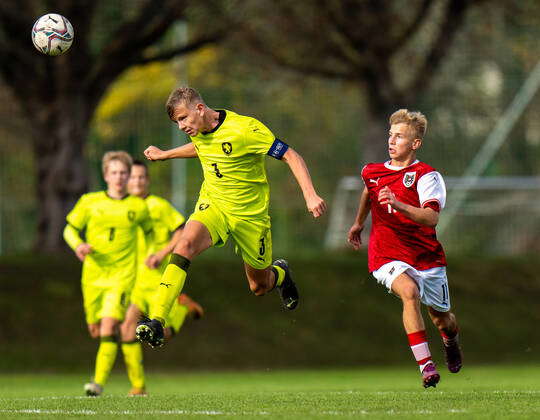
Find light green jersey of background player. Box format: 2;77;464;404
64;191;153;290
135;195;185;285
192;110;278;218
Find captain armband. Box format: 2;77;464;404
267;138;289;160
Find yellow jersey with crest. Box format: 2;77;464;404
190;110;285;218
65;191;152;280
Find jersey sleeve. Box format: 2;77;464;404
417;171;446;210
164;201;186;232
244;117;288;159
360;165;368;185
63;223;83;251
66;195;89;230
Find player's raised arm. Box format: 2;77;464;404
347;186;371;251
144;143;198;161
281;147;326;218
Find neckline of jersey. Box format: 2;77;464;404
384;159;420;171
201;109;226;135
105;191;130;200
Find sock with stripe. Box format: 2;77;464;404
440;328;459;347
150;253;190;325
407;330;433;372
271;265;285;287
94;336;118;386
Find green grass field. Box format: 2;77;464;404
1;365;539;419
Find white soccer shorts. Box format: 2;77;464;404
372;261;451;312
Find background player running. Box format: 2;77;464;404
136;86;326;348
120;160;204;395
347;109;463;388
63;151;153;396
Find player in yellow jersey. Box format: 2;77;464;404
120;160;204;395
63;151;153;396
136;86;326;348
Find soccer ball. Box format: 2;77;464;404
31;13;74;56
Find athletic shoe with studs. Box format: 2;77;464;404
273;259;299;310
443;334;463;373
136;316;165;348
422;362;441;388
84;382;103;397
128;387;148;396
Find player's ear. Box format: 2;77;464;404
412;138;422;150
195;103;205;114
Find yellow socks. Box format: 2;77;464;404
150;254;190;323
272;265;286;287
168;303;189;335
121;341;145;389
94;336;118;386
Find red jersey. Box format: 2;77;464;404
362;160;447;272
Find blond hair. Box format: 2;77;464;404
389;109;427;139
166;87;205;120
102;151;133;175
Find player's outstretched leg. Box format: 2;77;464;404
84;382;103;397
136;316;165;349
421;362;441;388
272;259;299;310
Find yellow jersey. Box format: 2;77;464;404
65;191;152;268
190;110;288;218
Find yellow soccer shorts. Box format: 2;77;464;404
81;260;134;325
189;198;272;269
130;268;189;333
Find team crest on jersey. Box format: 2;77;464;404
403;172;416;188
127;210;135;221
222;142;232;155
199;203;210;211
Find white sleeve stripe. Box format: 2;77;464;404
417;171;446;209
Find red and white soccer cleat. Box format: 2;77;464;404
422;362;441;388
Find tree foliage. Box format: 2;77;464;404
0;0;224;251
233;0;487;161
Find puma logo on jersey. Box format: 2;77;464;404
369;178;380;186
160;282;172;288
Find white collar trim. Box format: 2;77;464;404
384;159;420;171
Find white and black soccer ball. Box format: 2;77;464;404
31;13;74;56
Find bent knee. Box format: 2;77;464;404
397;284;420;302
249;282;268;296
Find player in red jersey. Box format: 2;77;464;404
347;109;462;388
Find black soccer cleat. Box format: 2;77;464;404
273;259;299;310
136;316;165;349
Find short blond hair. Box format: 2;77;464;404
166;87;205;120
102;151;133;175
389;109;428;139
